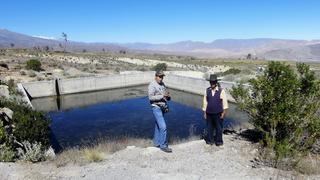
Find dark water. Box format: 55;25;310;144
31;86;249;149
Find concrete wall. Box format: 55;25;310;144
58;72;154;95
22;80;56;98
23;72;238;102
16;83;34;108
165;75;236;102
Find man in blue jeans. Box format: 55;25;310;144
148;70;172;153
202;74;229;146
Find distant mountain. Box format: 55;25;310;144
122;39;320;61
1;29;320;61
0;29;126;52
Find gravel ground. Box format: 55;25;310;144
1;134;318;180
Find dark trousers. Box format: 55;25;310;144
206;113;223;145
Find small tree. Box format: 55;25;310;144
61;32;68;52
58;43;63;50
44;46;50;52
246;53;252;60
119;50;126;54
231;61;320;163
26;59;42;71
152;63;167;72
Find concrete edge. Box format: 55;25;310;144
17;83;34;109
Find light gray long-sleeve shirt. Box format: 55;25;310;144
148;80;167;106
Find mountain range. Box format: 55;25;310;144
1;28;320;61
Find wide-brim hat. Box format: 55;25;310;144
155;70;165;77
206;74;221;81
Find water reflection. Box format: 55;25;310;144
32;86;249;149
32;86;148;111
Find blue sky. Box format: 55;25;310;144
0;0;319;43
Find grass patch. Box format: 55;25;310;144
295;154;320;175
53;148;87;167
83;149;104;162
53;137;152;167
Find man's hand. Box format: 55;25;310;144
220;111;226;120
203;112;207;120
164;91;171;101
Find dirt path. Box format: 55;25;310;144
1;134;317;180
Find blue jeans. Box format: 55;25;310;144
152;106;168;148
206;113;223;145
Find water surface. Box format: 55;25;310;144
31;86;249;149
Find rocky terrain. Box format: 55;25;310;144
1;134;318;180
0;49;232;84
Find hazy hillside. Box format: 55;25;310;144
123;39;320;61
0;29;126;52
1;28;320;61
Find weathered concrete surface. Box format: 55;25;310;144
22;80;56;98
23;72;237;102
165;74;236;102
58;72;154;95
17;83;34;109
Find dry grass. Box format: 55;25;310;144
53;148;87;167
295;154;320;175
53;137;152;167
53;135;204;167
83;149;104;162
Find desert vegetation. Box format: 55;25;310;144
0;80;51;162
1;48;320;178
231;61;320;171
26;59;42;71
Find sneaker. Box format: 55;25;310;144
216;143;223;147
206;141;214;145
160;147;172;153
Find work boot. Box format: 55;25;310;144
160;147;172;153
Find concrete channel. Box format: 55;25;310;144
20;71;238;109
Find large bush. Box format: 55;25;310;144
26;59;42;71
152;63;167;72
231;62;320;163
220;68;241;76
0;99;50;147
0;98;51;162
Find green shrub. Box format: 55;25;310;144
231;62;320;165
26;59;42;71
218;68;241;76
0;98;51;148
0;144;15;162
0;122;6;143
13;109;50;148
152;63;167;72
17;141;46;162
